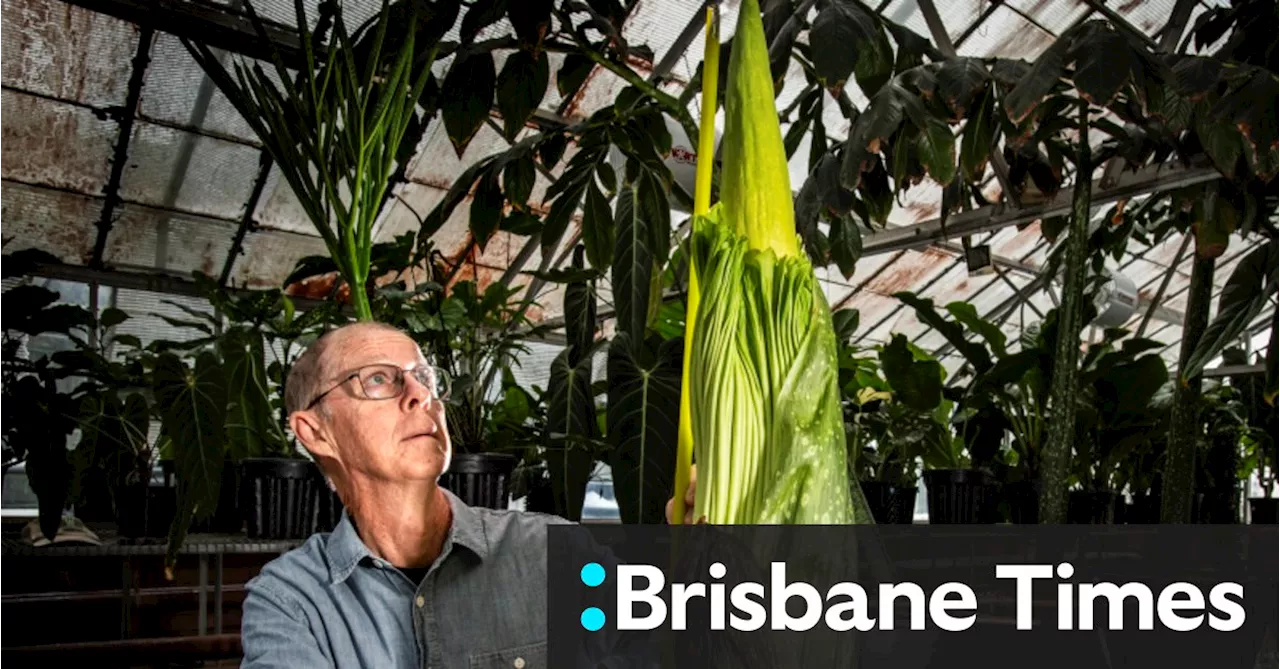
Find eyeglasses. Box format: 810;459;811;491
306;362;452;409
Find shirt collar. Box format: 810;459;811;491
325;487;490;585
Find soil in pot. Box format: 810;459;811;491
924;469;996;524
1248;497;1278;524
859;481;918;524
439;453;518;510
1068;490;1118;524
241;458;322;540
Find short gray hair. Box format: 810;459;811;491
284;321;406;416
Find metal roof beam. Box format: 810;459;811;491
862;160;1222;257
91;27;153;269
58;0;308;66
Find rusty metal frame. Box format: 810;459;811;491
218;152;274;287
862;161;1223;257
58;0;309;67
90;27;154;269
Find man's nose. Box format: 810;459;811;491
400;371;436;412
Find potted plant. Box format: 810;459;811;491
1;258;96;541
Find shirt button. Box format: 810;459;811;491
415;595;425;608
513;658;525;669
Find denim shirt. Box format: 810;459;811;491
240;489;571;669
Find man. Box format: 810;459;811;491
240;321;568;668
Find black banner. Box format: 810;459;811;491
548;525;1278;668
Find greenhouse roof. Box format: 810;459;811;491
1;0;1274;373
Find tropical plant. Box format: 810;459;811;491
1;254;96;539
184;0;453;320
668;0;872;526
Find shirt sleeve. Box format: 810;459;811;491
240;579;335;669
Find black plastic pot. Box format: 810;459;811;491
1068;490;1118;524
439;453;518;510
241;458;323;539
1193;491;1240;524
1002;480;1040;524
115;482;176;539
1125;493;1160;524
161;461;243;534
1249;497;1278;524
859;481;918;524
924;469;995;524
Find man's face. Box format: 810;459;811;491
306;327;451;484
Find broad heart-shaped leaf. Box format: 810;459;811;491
880;334;943;412
220;329;281;461
894;291;993;373
1183;240;1278;381
810;0;880;94
546;342;603;521
1096;354;1169;422
916;118;957;186
440;50;496;156
496;50;549;140
581;179;615;270
153;351;227;570
829;212;862;280
612;182;657;343
606;333;682;524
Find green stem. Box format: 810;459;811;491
1161;253;1215;522
1038;100;1091;524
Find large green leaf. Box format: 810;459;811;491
810;0;887;95
1003;31;1070;123
220;329;282;461
153;351;227;570
581;179;615;270
880;334;943;412
828;212;862;280
606;333;682;524
546;343;602;521
960;87;996;180
1070;23;1133;107
894;292;993;372
564;247;598;364
841;84;929;188
469;170;504;251
612;181;658;343
1183;240;1278;381
440;50;496;156
935;58;990;119
496;49;549;140
945;301;1006;357
915;118;957;186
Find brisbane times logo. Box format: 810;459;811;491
574;561;1247;633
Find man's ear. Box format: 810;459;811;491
290;410;337;462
